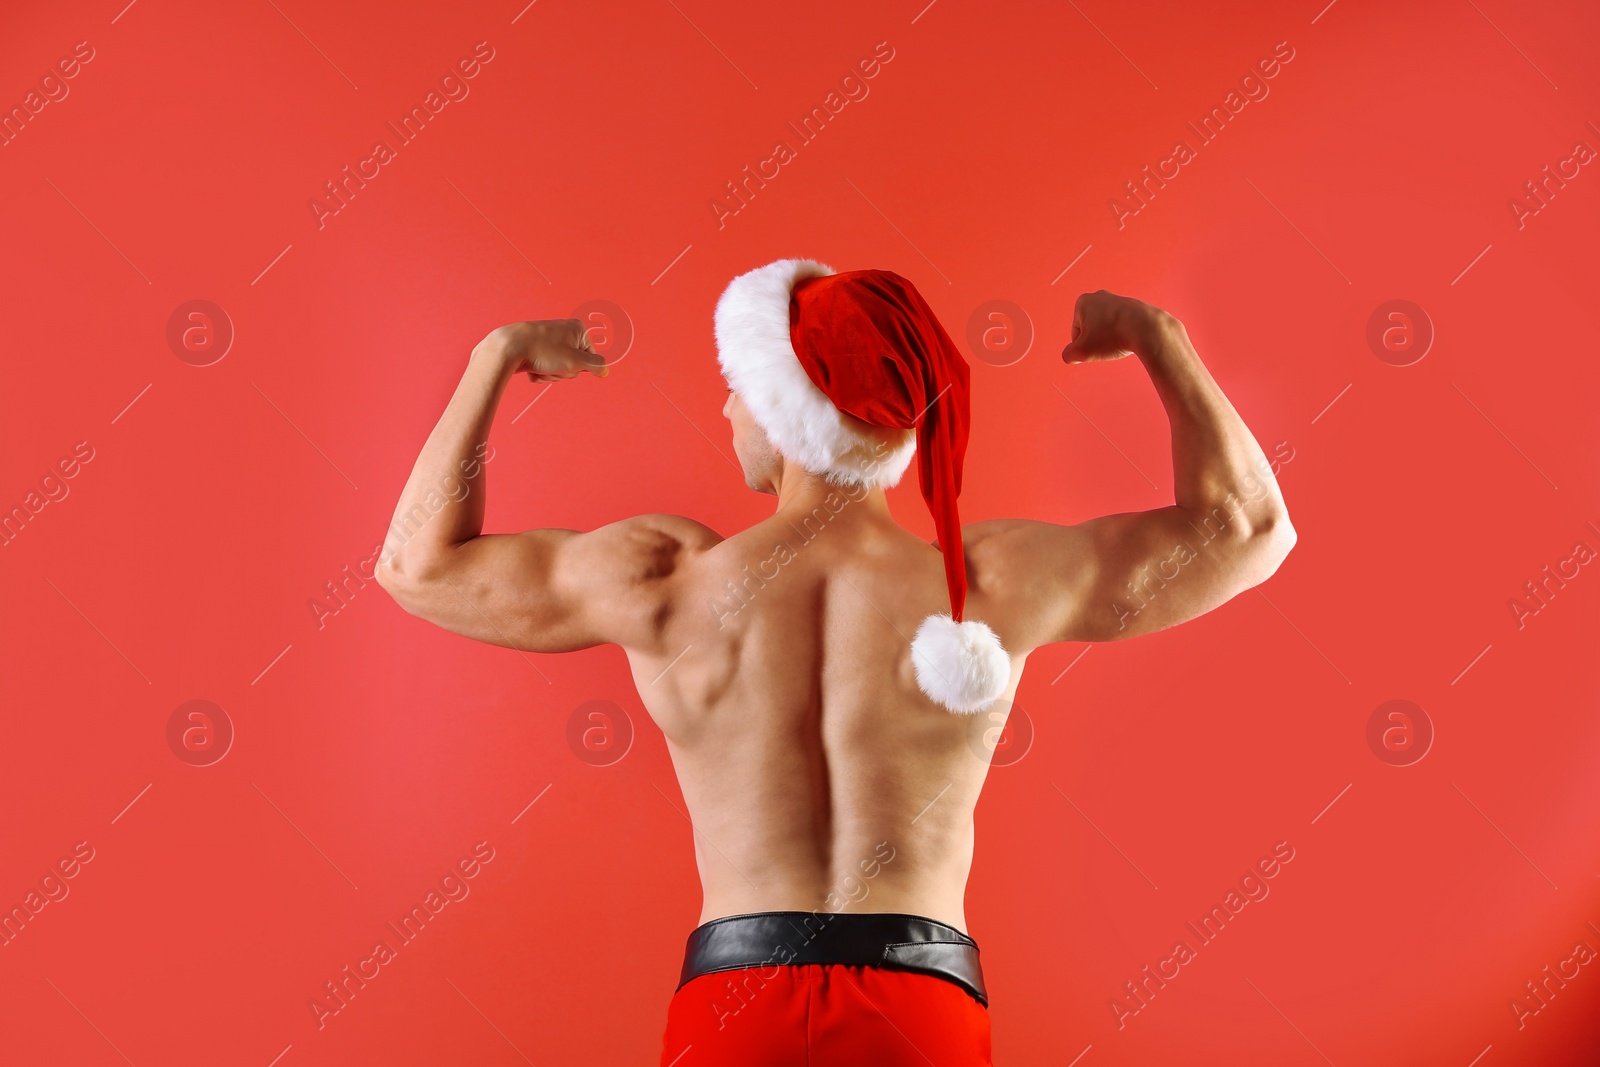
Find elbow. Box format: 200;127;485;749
375;547;446;609
1251;509;1297;578
375;556;403;597
374;547;407;594
375;557;416;612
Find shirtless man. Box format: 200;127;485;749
377;261;1295;1066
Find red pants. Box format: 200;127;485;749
660;963;993;1066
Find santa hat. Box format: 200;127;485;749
714;258;1011;715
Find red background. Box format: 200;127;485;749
3;0;1599;1064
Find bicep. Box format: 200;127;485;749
392;529;591;651
968;507;1285;650
381;517;713;653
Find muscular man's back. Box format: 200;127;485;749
637;498;1016;932
376;283;1296;1062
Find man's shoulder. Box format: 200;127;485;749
953;518;1054;563
959;517;1038;545
590;514;724;576
958;517;1090;608
613;513;724;545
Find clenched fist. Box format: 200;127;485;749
476;319;609;382
1060;290;1178;364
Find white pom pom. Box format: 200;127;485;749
910;613;1011;715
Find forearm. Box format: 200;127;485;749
380;344;511;579
1139;316;1288;539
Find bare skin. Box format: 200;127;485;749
377;292;1296;934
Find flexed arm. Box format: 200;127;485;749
964;291;1296;651
376;320;719;654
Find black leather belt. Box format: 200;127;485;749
677;911;989;1007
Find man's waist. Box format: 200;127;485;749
677;910;989;1007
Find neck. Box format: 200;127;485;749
770;462;890;520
